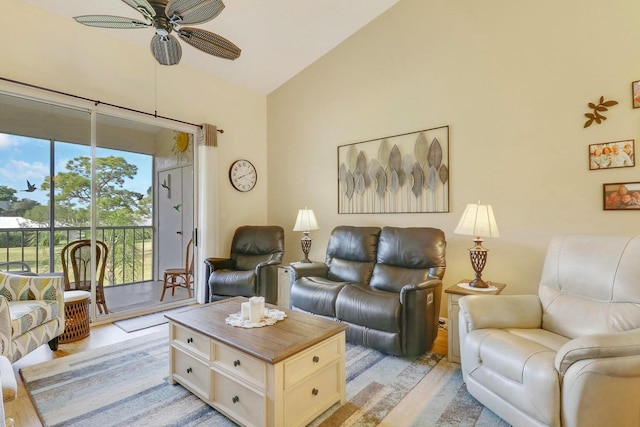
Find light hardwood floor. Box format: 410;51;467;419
6;322;449;427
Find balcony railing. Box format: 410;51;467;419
0;226;154;286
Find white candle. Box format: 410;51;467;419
241;302;251;320
249;297;262;323
257;296;265;315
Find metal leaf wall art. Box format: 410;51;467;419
584;96;618;128
338;126;449;213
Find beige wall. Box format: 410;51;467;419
5;0;640;314
267;0;640;314
3;1;269;263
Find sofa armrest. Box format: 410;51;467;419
289;262;328;281
256;261;281;304
204;257;235;271
29;275;65;328
0;297;11;359
255;259;281;272
458;294;543;332
555;329;640;374
400;279;442;303
397;279;443;355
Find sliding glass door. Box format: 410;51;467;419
0;90;196;321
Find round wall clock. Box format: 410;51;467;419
229;159;257;192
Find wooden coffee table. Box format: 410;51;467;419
165;297;348;427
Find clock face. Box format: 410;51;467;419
229;159;257;192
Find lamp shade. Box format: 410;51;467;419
454;202;500;238
293;208;319;232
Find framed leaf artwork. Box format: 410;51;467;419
337;126;449;214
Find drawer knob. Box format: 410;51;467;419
186;367;192;374
312;355;320;363
233;359;241;367
187;337;193;343
232;395;239;404
312;388;319;396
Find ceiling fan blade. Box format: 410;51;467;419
166;0;224;25
121;0;156;19
150;34;183;65
178;27;240;60
74;15;151;29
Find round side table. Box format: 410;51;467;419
60;290;91;343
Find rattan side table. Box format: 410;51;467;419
60;290;91;343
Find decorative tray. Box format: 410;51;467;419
225;308;287;328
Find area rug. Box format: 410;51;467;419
113;307;192;333
20;332;506;426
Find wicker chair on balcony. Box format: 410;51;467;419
61;239;109;314
160;238;194;301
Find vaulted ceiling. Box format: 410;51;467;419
23;0;400;94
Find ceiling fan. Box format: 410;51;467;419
74;0;241;66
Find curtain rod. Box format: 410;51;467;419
0;76;224;133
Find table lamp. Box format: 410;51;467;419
454;201;500;288
292;207;319;263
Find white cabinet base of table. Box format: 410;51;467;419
166;298;347;427
445;281;506;363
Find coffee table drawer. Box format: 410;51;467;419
172;347;211;400
284;362;341;426
212;369;265;427
214;341;266;389
173;324;211;360
284;335;340;388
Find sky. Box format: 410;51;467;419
0;132;152;206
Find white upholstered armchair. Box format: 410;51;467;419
458;234;640;427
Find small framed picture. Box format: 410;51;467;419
603;182;640;210
589;140;635;170
633;80;640;109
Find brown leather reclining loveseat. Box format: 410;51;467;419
289;225;446;357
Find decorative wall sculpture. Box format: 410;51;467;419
583;96;618;128
338;126;449;214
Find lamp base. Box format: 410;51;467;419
468;277;490;288
468;237;490;288
300;233;312;263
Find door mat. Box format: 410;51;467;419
113;306;193;333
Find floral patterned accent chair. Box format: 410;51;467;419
0;271;65;362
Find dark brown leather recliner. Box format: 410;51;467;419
205;225;284;304
290;225;446;356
